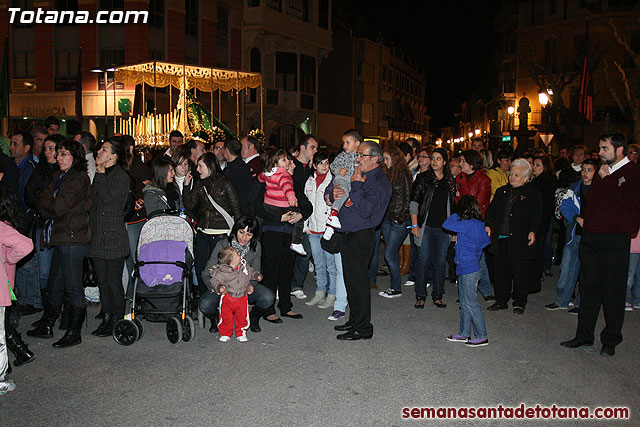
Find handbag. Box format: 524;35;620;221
203;186;235;234
321;231;345;254
82;257;97;288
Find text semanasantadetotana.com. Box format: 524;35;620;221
8;8;148;25
402;404;630;420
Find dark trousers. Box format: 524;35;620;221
47;245;88;309
529;230;546;293
263;204;303;244
342;228;376;336
290;233;311;291
94;257;126;318
262;231;297;316
195;232;226;297
493;238;533;308
576;231;630;347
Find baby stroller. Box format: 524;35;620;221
113;213;196;345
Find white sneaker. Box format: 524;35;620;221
219;335;231;342
291;289;307;299
237;335;248;342
290;243;307;256
322;226;335;240
403;280;415;287
327;215;342;229
308;261;315;272
0;381;16;395
625;303;633;312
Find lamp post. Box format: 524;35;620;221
91;66;116;139
538;88;554;153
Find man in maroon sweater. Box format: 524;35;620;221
561;131;640;356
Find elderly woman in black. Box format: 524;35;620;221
27;139;92;348
182;152;241;298
485;158;542;314
409;147;456;308
89;136;132;337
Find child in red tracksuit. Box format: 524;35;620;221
209;247;262;342
258;149;306;256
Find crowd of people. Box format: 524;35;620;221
1;117;639;395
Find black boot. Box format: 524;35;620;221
53;306;86;348
5;325;36;367
26;305;61;339
58;304;70;330
207;310;219;333
91;312;115;337
249;306;264;333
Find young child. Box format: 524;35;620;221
1;185;35;395
442;195;491;347
323;129;361;240
258;149;306;255
209;246;262;342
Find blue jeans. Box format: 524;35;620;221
333;253;347;312
35;227;53;292
415;226;450;299
308;234;337;295
626;253;640;306
47;245;89;309
554;234;581;308
290;233;311;291
381;219;410;291
15;248;40;308
458;270;488;340
368;226;383;284
198;283;275;317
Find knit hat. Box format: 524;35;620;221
432;147;449;164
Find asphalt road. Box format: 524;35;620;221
2;266;638;426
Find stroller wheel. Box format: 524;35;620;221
182;315;196;342
198;309;205;329
133;318;144;341
166;317;183;344
113;319;139;346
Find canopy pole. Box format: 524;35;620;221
169;84;172;127
183;63;186;137
113;72;117;134
142;82;145;115
153;60;157;143
210;67;214;127
260;84;264;132
236;72;240;136
218;89;221;124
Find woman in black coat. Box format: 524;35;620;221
485;158;542;314
530;155;556;292
88;136;131;337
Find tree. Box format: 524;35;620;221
604;18;640;143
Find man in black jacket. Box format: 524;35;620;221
222;138;252;214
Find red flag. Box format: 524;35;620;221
578;22;593;123
75;49;83;123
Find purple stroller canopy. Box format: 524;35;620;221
138;240;187;287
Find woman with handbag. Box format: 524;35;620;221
27;139;92;348
182;152;241;298
88;136;131;338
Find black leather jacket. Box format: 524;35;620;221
410;169;456;226
182;174;242;230
385;170;412;224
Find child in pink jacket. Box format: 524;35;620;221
0;189;35;395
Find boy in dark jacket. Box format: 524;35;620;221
209;246;262;342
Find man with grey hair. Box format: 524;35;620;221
485;157;542;314
74;132;97;183
329;141;392;340
29;125;48;161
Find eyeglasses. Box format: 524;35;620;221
356;152;374;158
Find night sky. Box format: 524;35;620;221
340;0;501;131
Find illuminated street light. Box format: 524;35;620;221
538;91;549;106
475;128;481;135
468;132;473;138
507;106;515;115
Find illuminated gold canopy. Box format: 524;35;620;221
115;61;262;92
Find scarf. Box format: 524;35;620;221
44;170;70;247
231;237;250;259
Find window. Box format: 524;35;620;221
54;0;78;26
302;0;309;22
149;0;164;28
11;0;34;27
99;21;125;67
300;55;315;94
55;50;79;89
319;0;328;29
276;52;297;91
13;51;36;78
361;103;373;124
550;0;557;15
266;0;282;11
216;6;229;68
100;49;124;67
250;48;261;102
150;49;164;61
185;0;198;36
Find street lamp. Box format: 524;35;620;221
474;128;481;136
468;131;473;139
538;91;549;107
507;106;515;115
91;66;116;138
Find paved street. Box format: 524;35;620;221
3;266;639;426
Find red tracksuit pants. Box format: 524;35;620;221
218;294;249;338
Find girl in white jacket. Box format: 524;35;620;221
303;153;347;320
